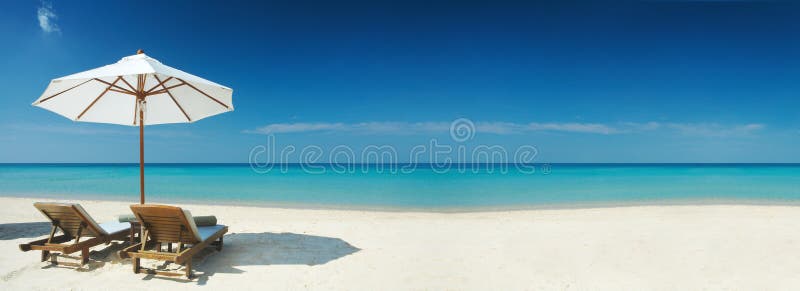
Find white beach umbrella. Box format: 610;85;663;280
32;50;234;204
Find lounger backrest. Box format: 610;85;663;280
34;202;106;237
130;204;202;244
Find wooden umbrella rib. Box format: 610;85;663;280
144;76;172;94
93;78;136;94
120;77;137;92
36;79;95;104
175;78;229;109
109;88;136;95
153;75;191;122
146;82;186;96
93;78;128;92
132;98;138;125
76;77;121;120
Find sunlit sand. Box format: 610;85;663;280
1;197;798;290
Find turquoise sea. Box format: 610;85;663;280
1;164;799;210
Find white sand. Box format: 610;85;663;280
1;197;799;290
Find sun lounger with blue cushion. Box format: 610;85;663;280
120;204;227;278
19;202;130;267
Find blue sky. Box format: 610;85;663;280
0;0;798;163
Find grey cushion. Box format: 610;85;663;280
192;216;217;226
118;214;136;223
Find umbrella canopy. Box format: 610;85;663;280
32;50;234;203
33;51;233;125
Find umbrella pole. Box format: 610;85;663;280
136;51;146;205
139;107;145;204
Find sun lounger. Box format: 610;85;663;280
18;202;130;267
120;204;227;278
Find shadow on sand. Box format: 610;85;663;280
8;226;359;284
5;221;132;271
140;232;360;285
0;222;52;240
41;241;132;272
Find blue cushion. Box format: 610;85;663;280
196;225;225;241
98;221;130;235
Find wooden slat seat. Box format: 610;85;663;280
120;204;227;279
18;202;131;267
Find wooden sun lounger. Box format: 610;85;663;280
18;202;131;267
120;204;227;278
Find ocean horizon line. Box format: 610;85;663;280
3;162;800;166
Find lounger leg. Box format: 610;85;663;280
184;258;193;279
216;236;223;251
132;258;140;274
80;248;89;266
40;250;50;262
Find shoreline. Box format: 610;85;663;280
2;193;800;213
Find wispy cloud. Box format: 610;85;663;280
665;123;765;137
476;122;618;135
37;1;60;34
243;122;449;135
245;121;766;137
245;122;346;134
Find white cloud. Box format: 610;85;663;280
244;122;448;135
37;1;60;34
474;122;617;134
245;120;767;137
526;122;617;134
245;122;346;134
665;123;765;137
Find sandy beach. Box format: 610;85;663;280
0;197;799;290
